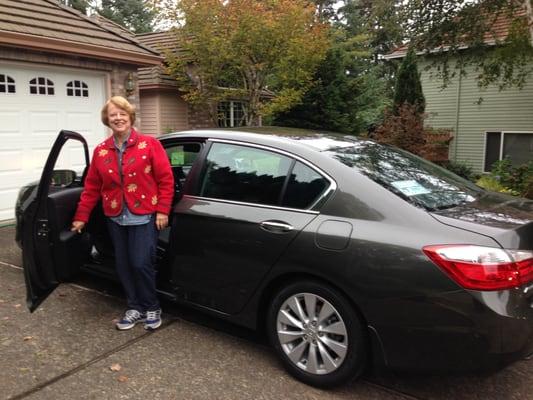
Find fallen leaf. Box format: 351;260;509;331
19;367;30;372
14;304;21;308
23;336;33;341
58;293;67;298
109;363;122;372
2;317;9;320
117;375;128;383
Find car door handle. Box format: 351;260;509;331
260;220;294;233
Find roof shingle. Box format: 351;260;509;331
0;0;161;65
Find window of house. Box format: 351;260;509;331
200;142;292;206
0;74;16;94
29;77;54;95
484;131;533;171
66;80;89;97
218;101;246;127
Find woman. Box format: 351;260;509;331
71;96;174;331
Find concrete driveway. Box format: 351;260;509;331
0;224;531;400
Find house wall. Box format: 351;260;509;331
139;90;159;135
159;91;189;133
420;58;533;173
139;89;189;135
188;104;217;130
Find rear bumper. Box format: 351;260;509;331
367;289;533;373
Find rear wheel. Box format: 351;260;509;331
267;280;367;388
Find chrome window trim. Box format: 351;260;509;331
198;138;338;211
182;194;320;215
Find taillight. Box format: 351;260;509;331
423;245;533;291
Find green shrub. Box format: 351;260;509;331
492;159;532;196
442;161;477;181
476;175;520;196
478;158;533;198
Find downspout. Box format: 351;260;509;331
525;0;533;48
453;72;463;162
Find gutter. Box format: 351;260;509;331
0;30;163;66
383;43;495;60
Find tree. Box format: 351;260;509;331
393;47;425;114
373;0;533;90
314;0;340;21
98;0;158;33
374;103;427;156
273;0;392;134
59;0;90;14
356;0;405;62
165;0;330;126
273;30;390;133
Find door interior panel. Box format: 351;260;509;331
86;201;114;259
47;188;91;280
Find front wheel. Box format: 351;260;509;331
267;280;368;388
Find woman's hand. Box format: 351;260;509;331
155;213;168;230
71;221;85;233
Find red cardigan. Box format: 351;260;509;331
73;128;174;223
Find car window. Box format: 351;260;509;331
323;139;484;211
200;142;292;206
166;142;201;174
281;161;329;209
165;142;202;195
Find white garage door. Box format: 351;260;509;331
0;64;107;221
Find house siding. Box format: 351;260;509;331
159;91;188;133
420;58;533;173
139;89;189;135
140;90;159;135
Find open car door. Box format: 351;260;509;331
22;130;92;312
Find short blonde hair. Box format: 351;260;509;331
101;96;136;127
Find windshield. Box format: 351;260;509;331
323;139;485;211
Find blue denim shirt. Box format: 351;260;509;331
110;133;151;226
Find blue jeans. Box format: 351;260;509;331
106;216;160;313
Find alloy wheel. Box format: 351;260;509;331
276;292;348;375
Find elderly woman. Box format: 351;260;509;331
71;96;174;331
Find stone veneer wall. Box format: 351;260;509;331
187;104;217;129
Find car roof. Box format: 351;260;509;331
161;127;361;153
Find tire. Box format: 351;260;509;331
267;280;367;388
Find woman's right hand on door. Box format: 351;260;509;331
71;220;85;233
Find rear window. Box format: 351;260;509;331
323;139;484;211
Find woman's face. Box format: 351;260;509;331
107;103;131;136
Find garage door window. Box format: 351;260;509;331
29;77;55;95
66;80;89;97
0;74;16;94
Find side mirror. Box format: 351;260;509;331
51;169;76;187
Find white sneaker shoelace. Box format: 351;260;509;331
123;309;141;322
145;310;160;321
